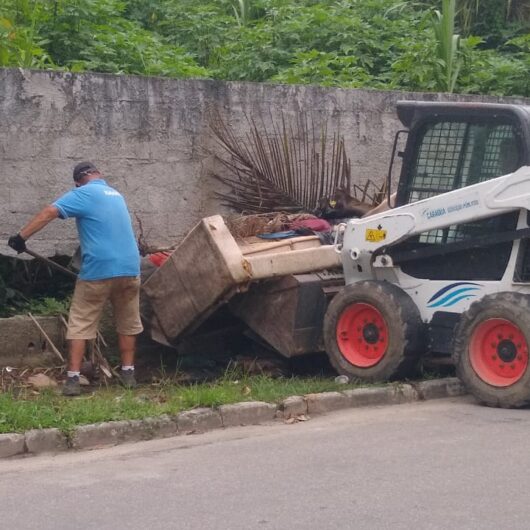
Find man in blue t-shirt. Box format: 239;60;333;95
8;162;143;396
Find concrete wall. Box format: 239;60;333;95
0;316;63;367
1;68;529;257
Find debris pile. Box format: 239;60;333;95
225;212;321;239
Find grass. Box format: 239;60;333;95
0;374;368;434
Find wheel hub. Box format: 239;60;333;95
336;303;388;368
497;339;517;363
469;318;528;387
362;323;380;344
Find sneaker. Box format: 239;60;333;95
62;375;81;397
120;369;137;389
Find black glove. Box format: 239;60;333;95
8;234;26;253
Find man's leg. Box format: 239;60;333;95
64;279;109;396
118;333;136;367
111;277;143;388
68;339;87;372
62;339;87;396
118;333;137;388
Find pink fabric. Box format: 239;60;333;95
289;218;332;232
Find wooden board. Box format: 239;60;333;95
142;216;249;341
238;235;321;256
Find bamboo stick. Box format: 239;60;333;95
28;312;65;363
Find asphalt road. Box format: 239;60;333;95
2;397;530;530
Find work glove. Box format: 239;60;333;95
8;234;26;253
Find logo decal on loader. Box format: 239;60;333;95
427;282;482;308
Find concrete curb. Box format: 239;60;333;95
0;377;466;459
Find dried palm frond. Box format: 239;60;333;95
209;110;352;214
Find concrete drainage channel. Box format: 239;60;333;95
0;378;466;459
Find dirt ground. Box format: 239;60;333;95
1;334;454;395
0;329;344;394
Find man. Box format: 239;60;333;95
8;162;143;396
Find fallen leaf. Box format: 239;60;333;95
100;365;112;378
284;414;311;424
27;373;58;389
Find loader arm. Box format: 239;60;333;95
341;166;530;274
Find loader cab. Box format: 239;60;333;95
391;101;530;281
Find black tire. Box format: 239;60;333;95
453;292;530;408
323;280;424;382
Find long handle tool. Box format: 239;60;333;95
23;248;78;279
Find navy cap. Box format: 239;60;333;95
73;161;98;181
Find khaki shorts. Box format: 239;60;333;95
66;277;144;340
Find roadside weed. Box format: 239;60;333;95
0;375;364;434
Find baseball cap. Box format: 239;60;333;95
73;161;98;181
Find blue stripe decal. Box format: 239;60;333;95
429;287;479;307
427;282;482;304
442;293;479;307
428;289;478;307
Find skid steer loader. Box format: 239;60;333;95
144;100;530;408
325;101;530;408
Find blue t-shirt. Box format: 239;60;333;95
53;179;140;281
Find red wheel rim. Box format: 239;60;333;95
336;303;388;367
469;318;529;387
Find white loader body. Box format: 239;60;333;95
341;166;530;323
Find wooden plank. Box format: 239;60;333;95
142;216;249;340
239;235;321;256
142;215;341;344
245;246;341;280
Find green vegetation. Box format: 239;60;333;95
0;255;74;317
0;294;70;317
1;0;528;96
23;296;70;316
431;0;461;93
0;374;365;433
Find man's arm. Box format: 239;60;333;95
19;205;60;240
8;205;60;253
